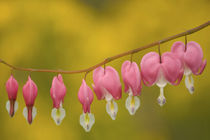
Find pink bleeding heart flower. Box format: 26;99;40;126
171;41;207;94
121;61;141;115
140;52;183;106
5;75;19;117
22;76;38;124
78;79;95;132
92;66;122;120
50;74;66;125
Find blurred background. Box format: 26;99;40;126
0;0;209;140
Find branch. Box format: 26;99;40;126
0;21;209;74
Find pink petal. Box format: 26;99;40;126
171;41;185;61
93;66;122;100
140;52;161;86
195;59;207;75
50;74;66;108
184;41;206;75
78;79;94;113
92;67;106;100
161;52;183;85
121;61;142;96
22;76;38;106
101;66;122;100
6;75;18;100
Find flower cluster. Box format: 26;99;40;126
4;41;206;132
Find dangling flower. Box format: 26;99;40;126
78;79;94;132
121;61;141;115
171;41;207;94
5;75;19;117
92;66;122;120
50;74;66;125
140;52;183;106
22;76;38;124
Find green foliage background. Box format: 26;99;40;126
0;0;209;140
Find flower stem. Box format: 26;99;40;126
0;21;209;75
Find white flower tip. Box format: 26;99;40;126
23;106;37;123
157;96;166;107
6;100;18;117
106;100;118;120
51;107;66;125
14;101;18;113
188;86;194;94
32;107;37;120
6;100;10;114
125;96;140;115
23;107;28;120
185;75;194;94
80;112;95;132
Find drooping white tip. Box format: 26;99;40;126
14;101;18;113
125;95;140;115
106;100;118;120
80;112;95;132
6;100;18;117
185;75;194;94
51;107;66;125
6;101;10;114
23;106;37;122
157;87;166;107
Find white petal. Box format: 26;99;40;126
23;107;28;120
185;75;194;94
23;106;36;122
6;100;10;114
32;106;37;120
14;101;18;113
104;88;113;102
80;112;95;132
184;66;192;76
156;70;167;88
157;87;166;107
106;100;118;120
125;95;140;115
6;101;18;116
51;107;66;125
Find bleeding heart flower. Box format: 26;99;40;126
121;61;141;115
78;79;95;132
22;76;38;124
50;74;66;125
140;52;183;106
171;41;207;94
5;75;19;117
92;66;122;120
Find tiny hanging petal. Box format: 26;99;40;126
106;100;118;120
185;74;194;94
157;87;166;107
51;106;66;125
125;95;140;115
80;112;95;132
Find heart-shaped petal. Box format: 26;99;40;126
121;61;142;96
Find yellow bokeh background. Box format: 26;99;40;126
0;0;209;140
